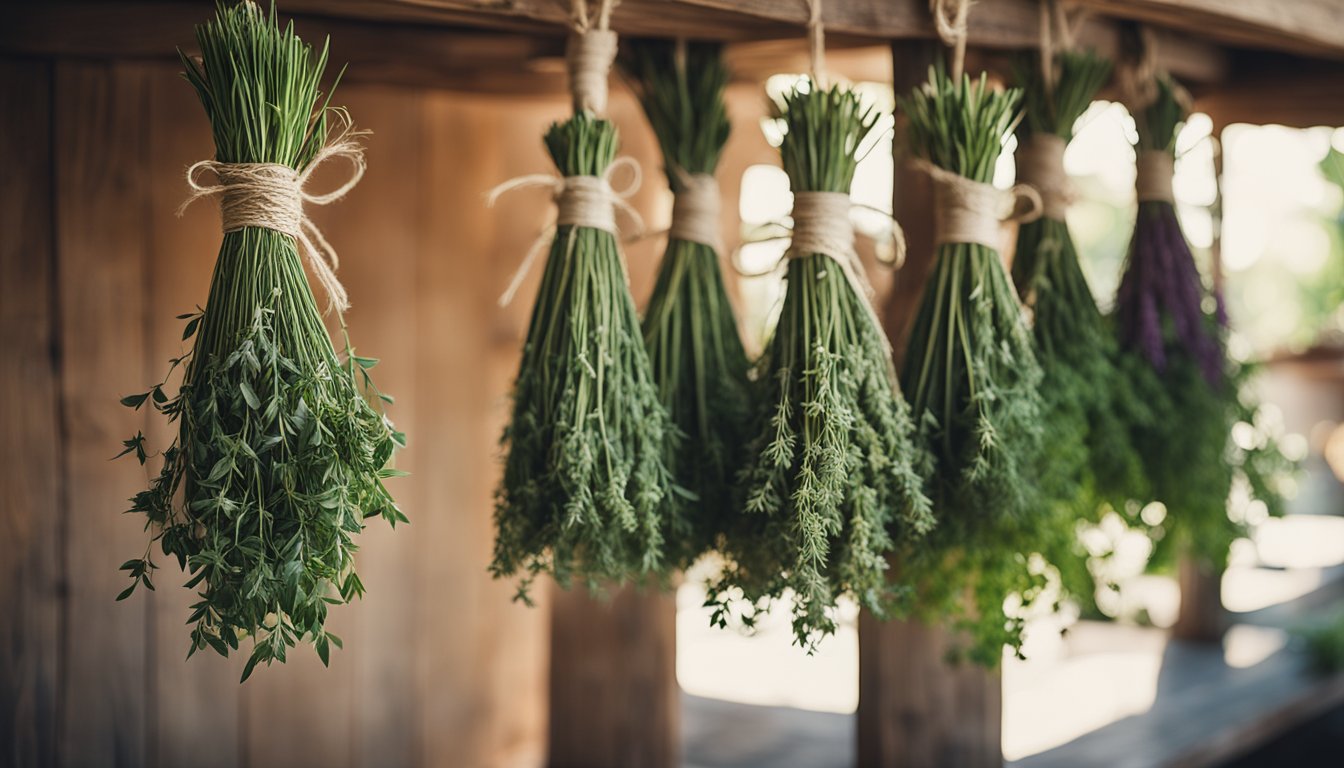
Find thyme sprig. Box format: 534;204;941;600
491;114;676;598
710;83;932;651
118;1;404;682
623;39;750;568
1010;49;1147;608
897;67;1047;664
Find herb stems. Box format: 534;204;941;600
118;1;404;682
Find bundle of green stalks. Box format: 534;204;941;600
622;39;750;569
118;1;404;682
897;67;1047;664
1116;77;1293;570
491;114;676;598
1010;49;1147;610
709;82;932;650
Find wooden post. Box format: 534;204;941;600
857;40;1004;768
547;584;679;768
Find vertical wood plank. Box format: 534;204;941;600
1172;556;1225;643
858;40;1004;768
0;56;62;768
317;84;424;768
53;60;153;768
143;62;243;768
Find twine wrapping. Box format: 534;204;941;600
668;171;722;250
1016;134;1074;220
487;156;644;306
916;160;1043;249
789;191;894;365
179;126;366;313
567;29;618;115
1135;149;1175;203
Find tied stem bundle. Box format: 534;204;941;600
711;83;932;650
1010;48;1147;608
898;66;1047;664
1115;75;1291;569
623;39;751;568
117;2;405;683
491;6;676;598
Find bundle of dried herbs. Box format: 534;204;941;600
490;16;675;598
1115;75;1291;569
897;67;1048;664
622;39;750;568
709;82;932;650
118;1;404;682
1010;48;1147;607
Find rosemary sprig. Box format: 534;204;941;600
623;39;750;568
118;1;404;682
897;67;1047;664
1010;49;1146;609
491;113;676;598
711;83;933;650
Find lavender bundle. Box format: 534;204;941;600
897;67;1048;664
623;39;750;568
490;18;676;598
117;2;404;681
1010;49;1147;606
709;83;931;649
1115;75;1289;569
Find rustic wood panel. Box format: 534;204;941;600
0;57;62;768
143;62;244;768
1172;556;1225;643
52;60;154;768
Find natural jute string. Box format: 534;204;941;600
486;156;645;306
930;0;970;82
568;0;618;115
1016;134;1073;220
668;170;722;251
179;123;366;313
1135;149;1175;203
915;160;1043;249
805;0;828;89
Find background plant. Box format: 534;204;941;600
118;1;404;682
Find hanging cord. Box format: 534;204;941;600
1018;0;1087;220
179;111;366;314
1116;24;1160;114
566;0;619;114
930;0;970;82
805;0;828;89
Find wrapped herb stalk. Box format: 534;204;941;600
490;18;675;598
897;67;1047;664
711;83;932;649
117;2;404;682
623;39;750;568
1115;75;1290;569
1010;49;1146;607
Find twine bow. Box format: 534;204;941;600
487;156;644;306
179;121;366;314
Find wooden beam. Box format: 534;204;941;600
1077;0;1344;59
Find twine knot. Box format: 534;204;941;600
567;29;618;115
1016;134;1074;220
179;122;366;313
487;156;644;306
1135;149;1175;203
916;160;1042;250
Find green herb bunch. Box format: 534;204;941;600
709;82;933;650
117;2;404;682
897;67;1047;664
491;113;676;598
622;39;750;568
1010;49;1147;609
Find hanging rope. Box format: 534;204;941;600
930;0;969;81
805;0;828;89
566;0;619;114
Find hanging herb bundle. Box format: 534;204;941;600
1010;48;1147;606
1114;75;1291;569
117;1;404;682
622;39;750;568
490;17;675;598
897;67;1048;664
709;82;932;650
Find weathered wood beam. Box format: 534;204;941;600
1077;0;1344;60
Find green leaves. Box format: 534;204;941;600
119;3;404;682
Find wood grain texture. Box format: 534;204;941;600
0;57;62;768
143;62;243;768
52;60;154;768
